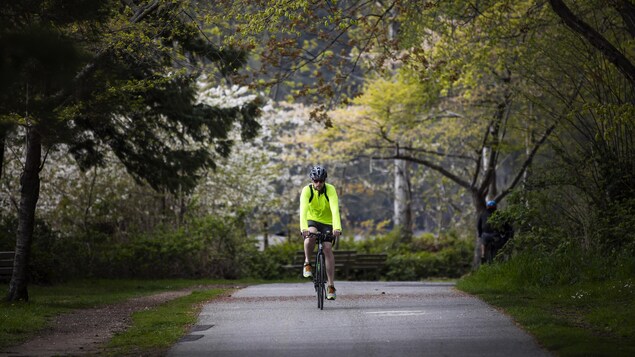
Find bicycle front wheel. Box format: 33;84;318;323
316;252;325;310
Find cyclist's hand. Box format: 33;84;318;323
301;230;309;238
334;230;341;238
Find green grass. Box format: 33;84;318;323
457;259;635;357
105;288;227;356
0;279;259;350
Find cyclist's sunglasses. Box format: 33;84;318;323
312;179;324;183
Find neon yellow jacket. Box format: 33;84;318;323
299;183;342;231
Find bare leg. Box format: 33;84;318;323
304;227;318;263
323;241;335;287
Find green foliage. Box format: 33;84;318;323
460;244;635;293
0;215;84;283
597;198;635;252
92;215;256;279
1;0;262;195
0;214;265;281
385;243;473;280
251;242;300;280
338;231;473;280
0;279;236;350
499;163;635;259
107;288;226;355
248;230;474;281
458;250;635;356
337;233;397;254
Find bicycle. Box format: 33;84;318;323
482;232;508;264
307;230;334;310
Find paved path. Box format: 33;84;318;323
168;281;551;357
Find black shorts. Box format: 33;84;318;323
307;220;335;243
480;232;499;245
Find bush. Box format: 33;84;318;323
385;243;473;280
459;245;635;296
0;213;478;282
0;214;82;283
337;233;396;253
254;242;303;279
338;231;473;280
80;214;258;279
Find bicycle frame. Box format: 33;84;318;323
308;231;333;310
483;233;505;264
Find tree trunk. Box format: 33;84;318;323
394;158;412;243
0;123;11;180
471;191;487;269
482;145;498;197
263;221;269;250
6;129;41;302
0;131;5;181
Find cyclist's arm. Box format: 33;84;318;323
299;185;310;232
328;185;342;233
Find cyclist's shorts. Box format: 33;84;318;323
307;220;335;242
480;232;499;245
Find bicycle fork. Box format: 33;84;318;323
314;242;323;292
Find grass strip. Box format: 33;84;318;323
457;266;635;357
0;279;255;349
105;288;227;356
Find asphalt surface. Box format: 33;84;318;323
168;281;551;357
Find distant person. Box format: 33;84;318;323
477;200;513;263
299;165;342;300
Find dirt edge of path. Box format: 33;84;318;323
1;284;245;357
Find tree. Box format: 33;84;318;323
310;1;572;267
548;0;635;88
323;74;429;241
527;0;635;251
0;0;261;301
208;1;559;259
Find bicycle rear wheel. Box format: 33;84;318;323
316;252;325;310
484;242;495;264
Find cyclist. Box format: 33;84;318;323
300;165;342;300
477;200;513;263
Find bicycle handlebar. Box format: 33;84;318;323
301;230;339;249
307;231;334;239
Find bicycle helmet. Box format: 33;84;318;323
309;165;328;181
486;200;497;208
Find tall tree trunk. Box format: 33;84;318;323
471;191;487;269
263;220;269;250
6;129;41;302
383;4;413;243
0;132;5;181
523;104;534;188
0;123;11;180
394;157;412;243
482;145;498;198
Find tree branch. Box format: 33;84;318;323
369;153;472;190
495;78;584;202
495;123;556;202
549;0;635;87
367;144;476;161
611;0;635;37
55;0;164;107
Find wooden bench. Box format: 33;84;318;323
0;251;15;282
352;253;388;280
282;251;388;280
282;250;358;278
